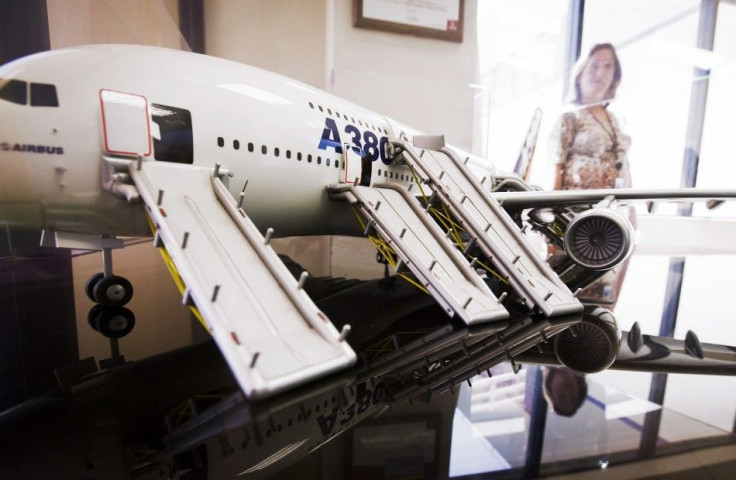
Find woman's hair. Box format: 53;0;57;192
543;367;588;417
568;43;622;105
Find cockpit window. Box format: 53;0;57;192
30;83;59;107
0;79;27;105
0;79;59;107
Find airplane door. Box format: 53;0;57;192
341;143;362;184
99;89;151;156
360;151;372;186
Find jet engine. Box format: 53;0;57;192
554;307;620;374
563;208;633;271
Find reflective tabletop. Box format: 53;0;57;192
1;237;735;480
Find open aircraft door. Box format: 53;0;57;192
99;89;151;157
340;143;364;185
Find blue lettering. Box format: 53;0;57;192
339;403;355;426
344;124;362;155
317;117;391;164
356;389;372;415
316;408;339;437
318;117;343;153
363;131;379;162
379;137;389;165
2;142;64;154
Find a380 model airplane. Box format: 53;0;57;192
2;44;735;400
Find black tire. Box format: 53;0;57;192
87;304;104;332
85;272;105;302
96;307;136;339
93;275;134;307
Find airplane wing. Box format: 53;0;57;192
515;327;736;376
128;161;356;400
487;186;736;282
492;187;736;211
612;329;736;375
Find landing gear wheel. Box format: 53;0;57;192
92;275;133;307
91;307;136;339
85;272;105;302
87;304;104;332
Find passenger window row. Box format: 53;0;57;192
241;396;348;448
214;137;413;184
216;137;341;170
0;78;59;107
308;101;389;136
376;168;413;183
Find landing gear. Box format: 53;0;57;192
86;273;133;307
376;252;397;292
87;304;136;339
85;272;104;301
84;245;136;339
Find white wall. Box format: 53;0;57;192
331;0;479;150
207;0;480;147
205;0;328;89
47;0;185;50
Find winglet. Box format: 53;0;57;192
627;322;643;354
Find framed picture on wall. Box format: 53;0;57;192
353;0;464;43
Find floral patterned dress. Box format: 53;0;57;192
552;107;632;190
550;107;633;307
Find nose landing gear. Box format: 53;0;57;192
85;273;134;307
87;304;136;339
85;245;135;339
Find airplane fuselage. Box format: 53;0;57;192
0;44;492;239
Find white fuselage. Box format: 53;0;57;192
0;45;492;238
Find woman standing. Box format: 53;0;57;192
551;43;633;307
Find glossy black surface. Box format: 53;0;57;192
1;244;735;480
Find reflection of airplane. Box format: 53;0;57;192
1;271;734;479
2;44;736;400
132;286;572;479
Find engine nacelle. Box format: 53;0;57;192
563;208;633;271
554;307;620;374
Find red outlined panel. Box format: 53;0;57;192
342;144;361;184
99;89;151;156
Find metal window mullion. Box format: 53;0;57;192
523;366;548;478
562;0;585;101
642;0;719;458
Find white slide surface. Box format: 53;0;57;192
396;142;582;317
329;183;509;325
130;161;356;399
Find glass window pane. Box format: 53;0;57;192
583;0;701;193
693;1;736;218
666;2;736;434
475;0;570;183
30;83;59;107
0;78;27;105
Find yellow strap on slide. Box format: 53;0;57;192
146;214;208;331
